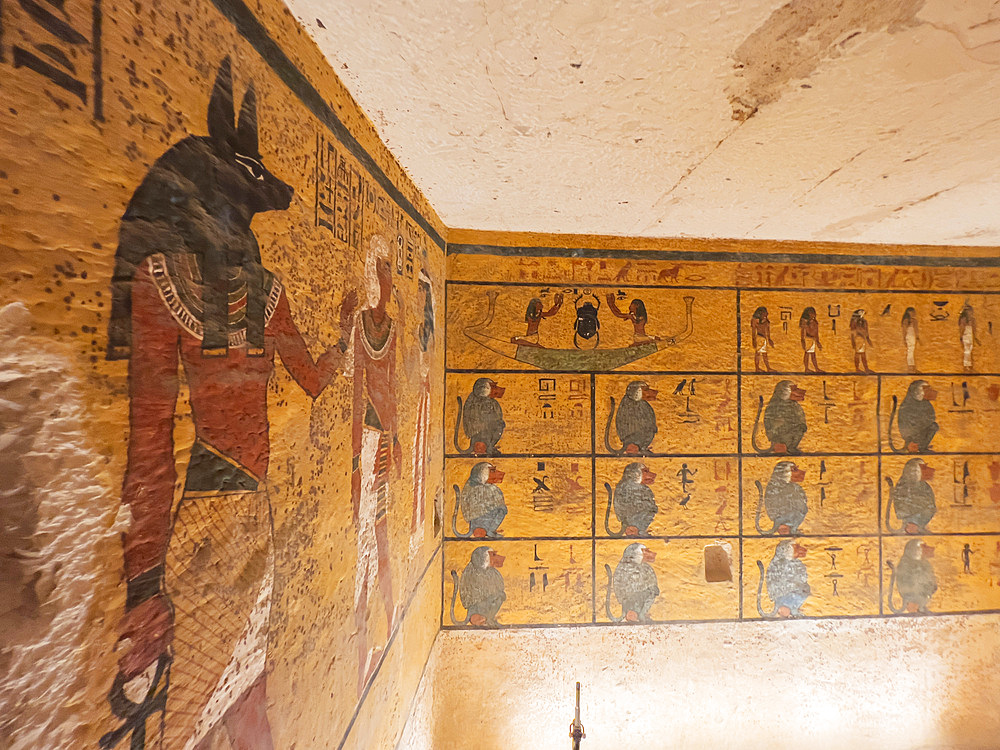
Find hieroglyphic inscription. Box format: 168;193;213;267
2;0;103;119
314;132;364;250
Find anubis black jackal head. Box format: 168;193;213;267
202;56;293;219
108;56;293;359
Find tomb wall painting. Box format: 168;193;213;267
0;0;445;747
4;0;1000;743
444;246;1000;629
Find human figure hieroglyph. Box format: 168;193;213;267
849;309;874;374
799;306;823;373
751;306;777;373
958;302;979;372
901;307;919;373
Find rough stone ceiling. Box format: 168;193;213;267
287;0;1000;245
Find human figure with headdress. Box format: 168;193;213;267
347;234;404;695
512;294;563;347
606;294;658;344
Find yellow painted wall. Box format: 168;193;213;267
444;235;1000;629
4;0;1000;745
0;0;444;747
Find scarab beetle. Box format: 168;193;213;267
574;295;601;349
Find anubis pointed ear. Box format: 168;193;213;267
236;83;259;158
208;56;235;150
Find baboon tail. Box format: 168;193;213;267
449;570;465;624
754;480;777;535
604;482;624;537
886;562;903;614
887;396;903;454
604;564;624;622
604;396;625;456
451;485;471;538
454;397;470;453
604;397;622;454
751;396;768;454
884;478;900;534
756;560;776;618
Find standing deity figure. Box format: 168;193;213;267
347;234;403;695
410;269;435;553
106;58;356;749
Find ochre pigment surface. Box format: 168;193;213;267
444;236;1000;628
0;0;444;747
4;0;1000;746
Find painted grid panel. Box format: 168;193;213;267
444;266;1000;629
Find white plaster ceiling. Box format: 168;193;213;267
288;0;1000;245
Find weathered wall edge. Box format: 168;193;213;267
339;543;442;749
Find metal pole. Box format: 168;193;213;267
569;681;585;749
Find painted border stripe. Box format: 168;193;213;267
208;0;446;251
447;243;1000;267
437;608;1000;629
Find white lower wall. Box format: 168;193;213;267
402;615;1000;750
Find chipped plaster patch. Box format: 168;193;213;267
727;0;925;121
0;303;127;750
